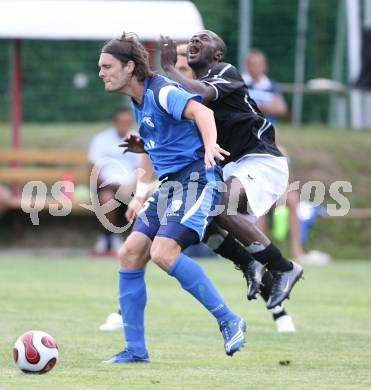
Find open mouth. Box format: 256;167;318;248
189;45;200;57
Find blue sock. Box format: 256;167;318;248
118;269;147;355
168;253;237;324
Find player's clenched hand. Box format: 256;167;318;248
160;35;177;71
204;144;230;168
119;135;145;154
125;195;146;221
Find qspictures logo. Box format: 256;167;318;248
19;157;353;232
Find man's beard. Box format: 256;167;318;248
189;50;215;71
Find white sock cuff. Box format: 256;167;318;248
270;304;284;314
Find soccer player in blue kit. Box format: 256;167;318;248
98;33;246;364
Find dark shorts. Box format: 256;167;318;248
133;159;223;249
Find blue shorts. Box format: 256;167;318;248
133;159;223;249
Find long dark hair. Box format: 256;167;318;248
101;32;154;81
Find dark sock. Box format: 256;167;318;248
252;243;293;272
272;309;287;320
215;234;254;267
259;271;288;317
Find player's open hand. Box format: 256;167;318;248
119;135;145;154
160;35;177;71
125;195;146;221
204;144;230;168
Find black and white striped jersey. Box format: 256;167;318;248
200;62;282;165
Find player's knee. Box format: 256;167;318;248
118;242;142;269
150;246;176;270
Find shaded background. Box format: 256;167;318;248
0;0;344;123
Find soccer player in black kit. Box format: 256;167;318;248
160;30;303;324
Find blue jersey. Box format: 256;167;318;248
131;75;204;178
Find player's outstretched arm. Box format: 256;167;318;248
160;36;216;103
125;154;155;221
183;100;229;168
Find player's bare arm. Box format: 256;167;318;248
160;36;216;103
125;153;154;221
182;99;229;167
119;134;149;220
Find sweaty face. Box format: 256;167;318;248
187;31;219;68
98;53;130;92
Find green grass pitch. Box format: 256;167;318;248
0;256;370;390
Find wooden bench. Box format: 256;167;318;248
0;148;91;212
1;148;370;219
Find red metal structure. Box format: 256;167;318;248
0;0;204;146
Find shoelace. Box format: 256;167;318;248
117;349;130;358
